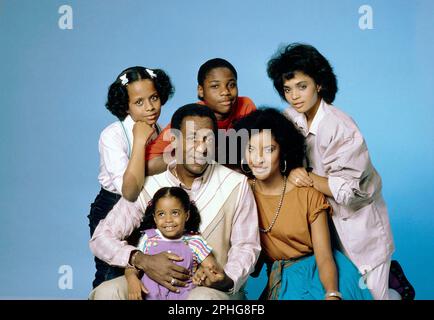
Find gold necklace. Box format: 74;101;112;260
252;176;287;233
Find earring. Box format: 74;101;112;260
240;159;251;174
280;160;287;174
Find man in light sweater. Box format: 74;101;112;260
89;103;261;299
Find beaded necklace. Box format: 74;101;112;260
252;176;287;233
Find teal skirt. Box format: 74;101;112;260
268;250;373;300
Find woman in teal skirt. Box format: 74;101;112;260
234;108;372;300
268;250;371;300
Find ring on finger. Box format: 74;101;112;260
295;178;300;184
170;278;176;286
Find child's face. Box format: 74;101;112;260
283;71;321;118
126;79;162;125
153;196;189;239
197;67;238;121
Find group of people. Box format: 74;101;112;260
87;43;414;300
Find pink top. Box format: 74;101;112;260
284;100;394;271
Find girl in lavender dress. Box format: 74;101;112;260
125;187;223;300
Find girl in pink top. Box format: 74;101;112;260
266;43;414;300
88;66;174;288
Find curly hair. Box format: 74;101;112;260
267;43;338;104
233;107;306;177
139;187;201;233
105;66;175;120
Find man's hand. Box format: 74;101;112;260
134;251;191;292
199;266;234;292
192;265;206;286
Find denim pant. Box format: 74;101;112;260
88;188;124;289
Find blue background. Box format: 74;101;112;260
0;0;433;299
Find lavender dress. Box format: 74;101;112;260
141;229;195;300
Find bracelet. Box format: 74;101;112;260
225;286;235;295
325;291;342;300
130;250;141;268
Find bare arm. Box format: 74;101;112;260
310;211;339;300
309;172;333;197
146;156;167;176
125;266;140;278
125;267;148;300
122;122;154;202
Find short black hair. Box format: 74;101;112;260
139;187;201;233
233;107;305;177
171;103;218;137
267;43;338;104
105;66;175;120
197;58;238;86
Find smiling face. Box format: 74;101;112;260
197;67;238;120
153;196;189;239
126;79;161;125
283;71;321;119
246;130;281;182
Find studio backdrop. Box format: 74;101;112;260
0;0;433;299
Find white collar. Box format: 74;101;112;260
121;115;135;133
122;115;135;141
308;99;326;135
287;99;326;136
155;229;183;241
